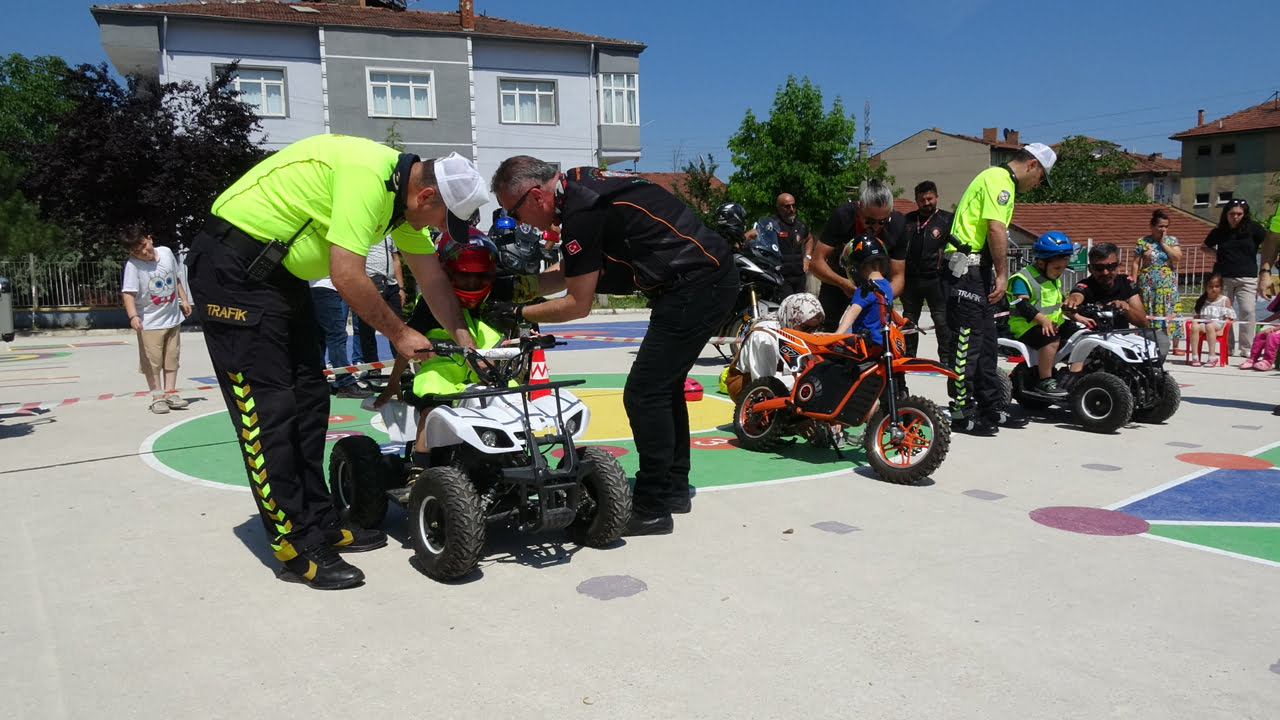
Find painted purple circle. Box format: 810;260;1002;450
1029;506;1150;536
325;430;365;442
550;445;628;459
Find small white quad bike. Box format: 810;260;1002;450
997;304;1180;433
327;332;632;581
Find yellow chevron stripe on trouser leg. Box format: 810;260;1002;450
227;370;296;562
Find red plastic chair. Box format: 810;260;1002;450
1185;318;1231;366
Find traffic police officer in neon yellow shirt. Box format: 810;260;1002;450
186;134;489;590
1263;206;1280;414
945;142;1055;436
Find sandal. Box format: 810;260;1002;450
1188;358;1202;367
1205;359;1221;368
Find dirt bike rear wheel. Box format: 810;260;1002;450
733;377;791;450
863;395;951;485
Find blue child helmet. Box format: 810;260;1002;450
1032;231;1077;259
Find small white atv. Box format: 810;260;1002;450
997;304;1180;434
328;332;632;581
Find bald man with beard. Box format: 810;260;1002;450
746;192;813;297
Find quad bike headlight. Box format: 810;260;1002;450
479;430;499;447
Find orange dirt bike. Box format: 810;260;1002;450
732;283;957;484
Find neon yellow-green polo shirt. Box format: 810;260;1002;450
951;166;1017;253
211;134;436;280
1270;206;1280;233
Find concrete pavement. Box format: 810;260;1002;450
2;320;1279;719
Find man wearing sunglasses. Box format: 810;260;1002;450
810;179;907;330
945;142;1055;436
490;157;737;536
1064;242;1147;330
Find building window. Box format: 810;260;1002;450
926;139;938;151
1119;178;1140;193
499;79;556;125
1217;191;1235;205
1221;143;1236;155
1154;178;1167;202
1197;144;1211;157
367;70;435;119
217;65;286;117
600;73;638;126
1194;193;1210;208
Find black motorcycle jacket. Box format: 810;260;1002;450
558;167;733;295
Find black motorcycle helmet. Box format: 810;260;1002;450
713;202;747;244
840;234;888;284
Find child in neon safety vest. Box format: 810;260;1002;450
1005;231;1080;397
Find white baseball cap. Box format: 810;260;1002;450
1023;142;1057;187
434;152;489;223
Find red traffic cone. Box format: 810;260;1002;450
528;346;551;399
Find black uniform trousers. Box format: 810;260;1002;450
186;219;341;562
900;273;951;359
944;265;1004;419
624;269;739;516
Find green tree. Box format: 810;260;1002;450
1019;135;1149;204
24;63;266;256
0;53;76;258
672;153;730;226
383;120;405;152
727;75;891;230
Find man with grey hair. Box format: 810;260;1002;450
810;179;907;330
490;156;737;536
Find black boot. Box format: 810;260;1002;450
278;545;365;590
623;510;674;536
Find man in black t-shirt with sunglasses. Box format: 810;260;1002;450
1064;241;1147;330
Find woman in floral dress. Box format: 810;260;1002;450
1132;208;1184;354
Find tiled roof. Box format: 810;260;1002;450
635;172;725;196
938;130;1023;150
1170;99;1280;139
91;1;645;48
1127;153;1180;174
893;197;918;214
1009;203;1215;248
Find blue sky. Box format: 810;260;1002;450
5;0;1279;176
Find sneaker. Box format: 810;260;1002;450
332;525;387;553
989;409;1030;429
333;384;374;399
1240;359;1256;370
953;416;998;436
622;511;674;536
278;544;365;590
164;395;189;409
1034;377;1069;398
1273;404;1280;417
149;398;170;414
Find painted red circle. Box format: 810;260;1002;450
550;445;629;459
1029;506;1150;536
328;414;356;424
1175;452;1274;470
690;435;740;450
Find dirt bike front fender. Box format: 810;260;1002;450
890;356;958;379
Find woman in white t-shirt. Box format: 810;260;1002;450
120;228;192;413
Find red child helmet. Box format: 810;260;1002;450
436;227;498;308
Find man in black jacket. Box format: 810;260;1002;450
809;179;906;330
491;157;738;536
900;181;953;357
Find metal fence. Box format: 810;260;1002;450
0;256;127;310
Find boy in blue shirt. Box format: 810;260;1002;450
835;234;894;343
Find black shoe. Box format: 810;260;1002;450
953;417;998;436
622;511;674;536
278;545;365;590
989;409;1030;429
1273;404;1280;417
333;384;373;399
332;525;387;553
1035;378;1069;398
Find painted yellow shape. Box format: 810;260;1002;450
572;388;733;441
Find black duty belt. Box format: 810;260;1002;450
202;215;266;258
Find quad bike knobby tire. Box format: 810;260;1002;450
327;435;389;529
996;370;1013;409
407;466;486;581
863;394;951;485
1132;372;1181;424
733;376;791;451
1069;372;1134;434
566;446;633;547
1009;365;1053;411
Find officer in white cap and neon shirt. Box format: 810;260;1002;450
186;134;489;590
